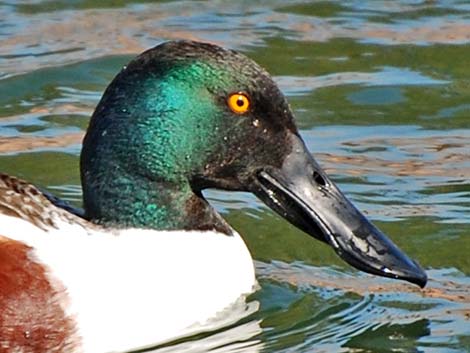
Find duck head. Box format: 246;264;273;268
81;40;427;287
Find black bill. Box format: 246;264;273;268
253;133;427;288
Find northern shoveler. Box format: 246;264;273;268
0;40;427;353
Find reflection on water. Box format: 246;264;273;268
1;1;470;352
145;320;263;353
256;262;470;352
143;300;263;353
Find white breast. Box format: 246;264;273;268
0;214;257;353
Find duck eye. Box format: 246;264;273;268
227;92;250;114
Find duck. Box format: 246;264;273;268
0;40;427;353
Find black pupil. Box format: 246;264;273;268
236;97;245;107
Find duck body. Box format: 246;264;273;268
0;40;426;352
0;175;255;352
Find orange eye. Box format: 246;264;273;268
227;93;250;114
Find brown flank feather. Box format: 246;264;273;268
0;237;80;352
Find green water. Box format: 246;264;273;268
1;1;469;352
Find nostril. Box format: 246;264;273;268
313;171;327;187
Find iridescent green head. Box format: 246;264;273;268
81;40;296;231
80;40;427;287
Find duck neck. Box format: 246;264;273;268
82;171;232;234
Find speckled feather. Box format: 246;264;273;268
0;173;95;232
